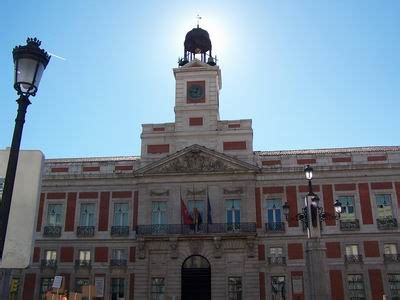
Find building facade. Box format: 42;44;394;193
8;27;400;299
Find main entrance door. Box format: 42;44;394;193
181;255;211;300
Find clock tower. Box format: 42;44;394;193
140;26;254;164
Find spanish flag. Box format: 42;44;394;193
181;198;193;225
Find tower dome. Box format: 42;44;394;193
179;26;216;66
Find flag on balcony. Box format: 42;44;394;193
181;198;193;225
207;191;212;224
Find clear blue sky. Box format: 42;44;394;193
1;1;399;159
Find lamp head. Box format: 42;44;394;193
304;165;313;180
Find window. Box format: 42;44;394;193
338;196;356;220
151;277;165;300
264;198;283;223
111;278;125;300
345;245;359;256
271;276;285;300
228;276;242;300
79;250;91;262
347;274;365;300
269;247;285;264
151;202;167;225
226;200;240;224
40;278;53;297
74;277;90;294
376;194;393;218
384;244;398;255
79;203;95;226
112;249;127;260
388;274;400;299
45;250;57;261
46;203;63;226
113;203;128;226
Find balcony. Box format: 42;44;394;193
74;259;92;270
383;254;400;263
377;218;398;230
41;259;57;270
345;254;363;264
110;259;128;267
111;226;130;237
77;226;95;237
136;223;256;236
265;222;285;233
267;256;286;265
339;219;360;231
43;225;62;237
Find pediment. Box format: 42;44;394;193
136;144;259;175
181;59;211;68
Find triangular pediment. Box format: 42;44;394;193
136;144;259;175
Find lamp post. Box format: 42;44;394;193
0;38;50;298
282;165;343;300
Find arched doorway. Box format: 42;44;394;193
181;255;211;300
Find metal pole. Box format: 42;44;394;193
0;95;31;300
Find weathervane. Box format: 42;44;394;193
196;14;202;28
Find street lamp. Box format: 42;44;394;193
0;38;50;257
283;165;342;230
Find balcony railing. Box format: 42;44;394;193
136;223;256;236
265;222;285;233
110;259;127;267
340;219;360;231
74;259;92;269
41;259;57;270
377;218;398;230
43;225;62;237
111;226;130;237
345;254;363;264
383;254;400;263
77;226;95;237
267;256;286;265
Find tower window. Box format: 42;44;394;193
189;117;203;126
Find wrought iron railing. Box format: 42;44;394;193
267;256;286;265
377;218;398;230
345;254;363;264
74;259;92;269
77;226;95;237
110;259;127;267
111;226;130;237
340;219;360;231
383;254;400;263
43;225;62;237
136;222;256;235
265;222;285;232
41;259;57;269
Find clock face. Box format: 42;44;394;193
187;81;205;103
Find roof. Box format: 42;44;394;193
256;146;400;156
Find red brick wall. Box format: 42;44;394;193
368;269;384;300
115;165;133;171
334;183;356;191
255;187;262;229
47;192;66;199
36;193;45;232
322;184;336;226
262;160;281;166
129;273;135;300
65;192;77;232
332;157;352;163
326;242;341;258
258;244;265;261
329;270;344;300
358;183;373;224
129;247;136;263
112;191;132;198
259;272;266;300
298;185;320;193
297;159;316;165
189;117;203;126
98;192;110;231
364;241;380;257
83;166;100;172
22;273;36;300
370;182;393;190
60;247;74;262
147;144;169;154
33;247;40;263
61;273;70;291
286;186;299;227
95;247;108;262
291;271;304;300
367;155;386;162
288;243;303;259
223;141;246;150
396;182;400;208
133;191;139;229
79;192;98;199
51;167;68;173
